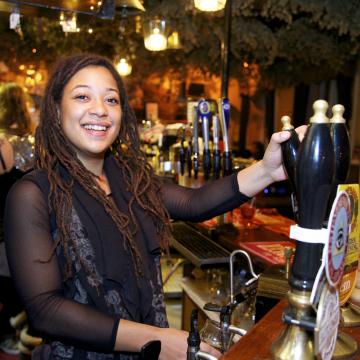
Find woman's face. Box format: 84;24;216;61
60;65;121;167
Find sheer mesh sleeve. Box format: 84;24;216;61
4;179;119;352
162;173;250;221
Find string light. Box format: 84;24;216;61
194;0;226;11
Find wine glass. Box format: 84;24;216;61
200;319;236;352
240;198;257;228
206;269;229;305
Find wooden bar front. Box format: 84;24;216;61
220;300;360;360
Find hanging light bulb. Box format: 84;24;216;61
116;58;132;76
143;18;167;51
194;0;226;11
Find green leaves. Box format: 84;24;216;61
2;0;359;88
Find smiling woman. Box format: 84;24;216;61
4;53;306;360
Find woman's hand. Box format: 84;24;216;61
116;320;221;359
237;125;308;197
262;125;308;183
157;328;221;360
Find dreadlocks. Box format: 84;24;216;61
35;53;171;279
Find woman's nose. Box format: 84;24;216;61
89;99;108;117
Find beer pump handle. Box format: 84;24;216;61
198;100;212;180
324;104;351;225
330;104;351;184
280;116;300;220
218;98;232;177
280;116;300;190
290;99;334;291
213;114;221;179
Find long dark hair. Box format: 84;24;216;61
35;53;170;279
0;83;32;135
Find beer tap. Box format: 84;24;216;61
192;108;200;180
324;104;351;224
198;99;212;180
272;100;335;360
290;99;335;291
187;309;201;360
218;98;232;177
280;115;300;221
187;137;193;178
178;126;186;176
187;310;218;360
212;114;221;179
203;302;247;354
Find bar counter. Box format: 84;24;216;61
219;300;360;360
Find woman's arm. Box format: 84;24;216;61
162;126;308;221
5;179;118;352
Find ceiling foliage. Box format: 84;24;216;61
1;0;360;88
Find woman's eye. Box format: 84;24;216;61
74;94;88;101
106;97;120;105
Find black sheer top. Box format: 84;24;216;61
5;156;249;358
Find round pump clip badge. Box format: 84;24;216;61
314;284;340;359
326;191;351;287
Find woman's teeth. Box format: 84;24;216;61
83;124;108;131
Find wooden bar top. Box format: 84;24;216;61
220;300;360;360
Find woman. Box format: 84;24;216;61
5;54;305;360
0;83;35;354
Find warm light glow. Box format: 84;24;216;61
194;0;226;11
90;5;94;10
60;13;77;32
32;48;37;53
88;28;93;34
145;31;167;51
34;72;42;82
167;31;182;49
143;19;167;51
19;64;25;71
116;58;132;76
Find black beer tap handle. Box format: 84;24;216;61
213;149;221;179
180;140;186;176
187;309;201;360
187;143;193;178
193;155;199;179
140;341;161;360
203;149;211;180
223;152;232;177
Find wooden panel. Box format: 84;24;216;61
182;291;208;333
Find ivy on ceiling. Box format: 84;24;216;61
1;0;360;89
